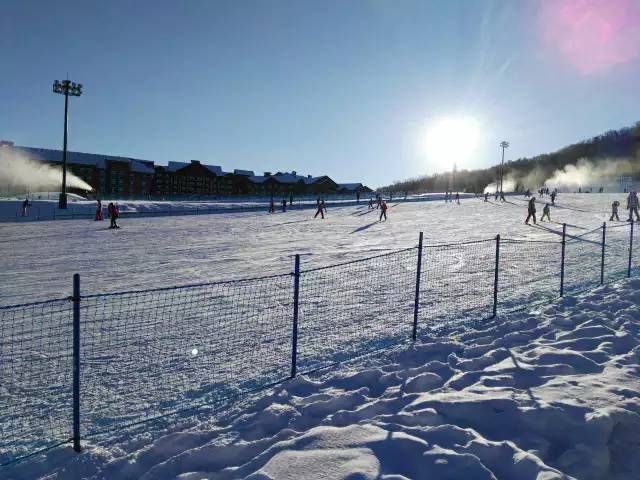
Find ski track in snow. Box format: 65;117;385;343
5;278;640;479
0;193;630;305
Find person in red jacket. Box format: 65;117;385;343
379;200;388;221
95;199;103;221
108;202;120;229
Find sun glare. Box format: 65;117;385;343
425;116;480;168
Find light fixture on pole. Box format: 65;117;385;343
499;140;509;192
52;79;83;209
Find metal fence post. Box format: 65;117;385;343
560;223;566;297
629;219;634;278
492;234;500;318
290;254;300;378
412;232;424;341
600;222;606;285
72;273;81;453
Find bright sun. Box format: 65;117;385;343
425;116;480;168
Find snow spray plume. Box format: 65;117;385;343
0;149;93;192
483;177;517;194
543;158;635;190
483;167;546;193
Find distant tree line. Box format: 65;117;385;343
381;122;640;193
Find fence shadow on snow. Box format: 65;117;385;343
0;220;638;465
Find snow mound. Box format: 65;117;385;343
8;278;640;479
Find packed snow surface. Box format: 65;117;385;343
5;278;640;479
0;193;627;304
2;192;639;479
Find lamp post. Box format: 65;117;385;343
499;140;509;192
452;162;457;192
52;79;83;209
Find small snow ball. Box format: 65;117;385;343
191;348;198;356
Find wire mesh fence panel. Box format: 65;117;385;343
0;299;73;465
297;248;416;372
633;222;640;276
499;239;562;312
564;228;603;295
79;274;293;438
605;223;631;283
419;240;495;333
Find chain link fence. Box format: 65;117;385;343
0;221;637;465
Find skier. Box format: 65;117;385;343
379;200;388;221
108;202;119;229
368;198;373;209
455;192;460;204
281;199;287;212
268;198;275;213
627;191;640;221
314;200;325;219
322;199;327;213
541;203;551;222
525;189;531;198
494;190;499;201
550;191;557;205
289;192;293;207
21;198;30;217
610;200;620;221
95;199;103;221
499;190;506;202
525;197;537;225
484;192;489;202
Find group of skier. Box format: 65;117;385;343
485;190;506;202
524;190;639;225
94;200;120;228
610;191;640;222
524;196;551;225
265;194;390;222
366;195;388;220
444;191;460;204
268;193;296;213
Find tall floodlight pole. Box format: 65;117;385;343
453;162;457;192
499;140;509;192
52;79;83;209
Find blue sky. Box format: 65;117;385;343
2;0;639;187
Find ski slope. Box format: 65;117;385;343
2;192;639;479
0;193;627;305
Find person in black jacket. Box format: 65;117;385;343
525;197;536;225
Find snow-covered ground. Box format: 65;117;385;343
0;193;631;304
5;278;640;479
0;193;388;223
2;193;639;478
